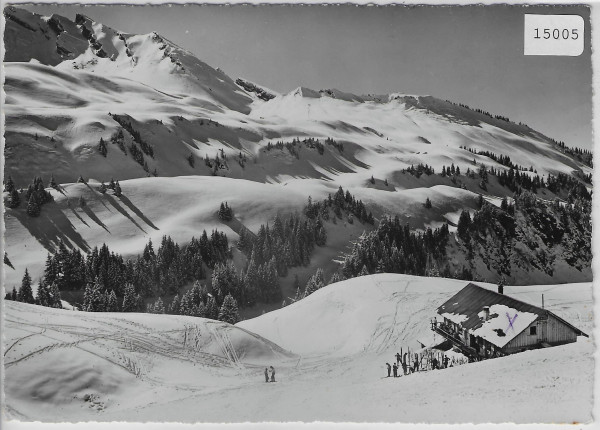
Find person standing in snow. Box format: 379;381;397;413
270;366;276;382
443;355;450;369
395;352;401;365
413;355;419;373
386;362;391;377
265;367;269;382
401;359;408;375
392;363;398;378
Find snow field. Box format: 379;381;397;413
3;274;592;423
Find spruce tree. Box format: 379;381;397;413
329;272;342;285
26;193;41;217
169;294;181;314
6;189;20;209
98;138;108;157
107;290;119;312
99;182;107;194
122;283;137;312
36;282;49;306
48;283;62;308
18;269;35;304
218;293;240;324
4;175;15;193
205;296;219;320
49;174;58;189
457;210;472;241
425;197;432;209
358;265;369;277
11;286;18;301
77;175;86;184
154;297;165;314
108;178;116;190
114;181;122;197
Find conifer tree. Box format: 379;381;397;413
107;290;119;312
18;269;34;304
122;283;137;312
26;193;41;217
36;282;49;306
49;174;58;189
11;286;18;301
77;175;86;184
98;138;108;157
358;265;369;277
99;182;107;194
457;210;472;241
169;294;181;314
108;178;116;190
6;188;20;209
329;272;342;285
114;181;122;197
205;296;219;320
4;175;15;192
425;197;432;209
218;293;240;324
154;297;165;314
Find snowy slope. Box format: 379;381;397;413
4;274;593;423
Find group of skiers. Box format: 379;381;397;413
264;366;276;382
385;350;454;378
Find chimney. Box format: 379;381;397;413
483;306;490;321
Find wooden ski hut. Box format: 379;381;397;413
432;283;588;359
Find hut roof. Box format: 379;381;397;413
437;283;587;348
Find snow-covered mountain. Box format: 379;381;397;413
3;7;593;291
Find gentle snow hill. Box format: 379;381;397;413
4;274;593;423
3;300;296;422
238;273;592;357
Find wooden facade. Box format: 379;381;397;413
504;313;579;354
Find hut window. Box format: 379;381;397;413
529;326;537;335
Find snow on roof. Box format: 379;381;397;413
437;283;588;348
470;304;538;348
440;311;468;325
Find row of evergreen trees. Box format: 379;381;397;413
5;269;62;309
341;189;591;284
306;186;375;225
342;216;451;279
42;231;231;300
4;175;55;216
150;281;240;324
265;137;344;158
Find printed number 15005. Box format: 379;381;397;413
524;15;584;56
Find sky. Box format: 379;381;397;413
20;3;593;150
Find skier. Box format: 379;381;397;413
401;359;408;375
386;362;391;377
270;366;276;382
395;352;401;365
265;367;269;382
392;363;398;378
